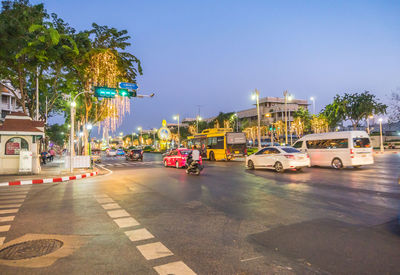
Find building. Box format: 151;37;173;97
0;81;23;121
0;112;45;174
237;96;309;125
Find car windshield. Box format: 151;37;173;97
132;150;142;153
353;138;371;148
281;147;301;153
180;150;191;155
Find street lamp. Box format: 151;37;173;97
152;128;157;148
379;118;384;153
252;89;261;150
86;124;93;155
367;115;373;135
284;90;293;145
138;127;142;145
173;114;180;148
196;116;202;133
310;97;316;114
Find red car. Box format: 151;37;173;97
163;148;202;168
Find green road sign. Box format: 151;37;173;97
94;87;136;98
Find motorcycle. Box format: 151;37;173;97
186;154;203;175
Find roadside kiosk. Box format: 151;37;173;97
0;112;45;175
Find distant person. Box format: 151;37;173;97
40;151;47;164
49;148;56;162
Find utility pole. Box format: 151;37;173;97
252;89;261;150
36;67;39;120
174;114;180;148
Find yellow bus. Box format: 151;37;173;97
186;128;247;161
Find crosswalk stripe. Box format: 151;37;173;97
0;209;19;214
0;216;14;222
0;204;22;209
0;225;11;232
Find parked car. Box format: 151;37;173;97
107;149;117;157
116;149;125;156
246;146;310;172
126;149;143;161
292;131;373;169
163;148;202;168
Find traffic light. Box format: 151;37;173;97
118;89;136;98
94;86;136;98
94;87;117;98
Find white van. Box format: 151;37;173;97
292;131;373;169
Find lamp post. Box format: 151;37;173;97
252;89;261;150
283;91;293;145
379;118;384;153
310;97;316;114
196;116;202;133
86;124;93;155
367;115;373;135
174;114;180;148
153;128;157;148
138;127;142;145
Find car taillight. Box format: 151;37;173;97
226;149;230;155
244;148;247;154
284;155;295;159
306;154;310;158
350;149;354;158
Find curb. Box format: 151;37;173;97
0;171;98;187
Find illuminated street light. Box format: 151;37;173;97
174;114;180;148
310;97;316;114
379;118;384;153
252;89;261;150
366;115;374;135
231;113;239;132
196;116;202;133
283;91;294;145
138;127;143;145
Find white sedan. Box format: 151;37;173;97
246;146;310;172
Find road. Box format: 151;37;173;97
0;153;399;274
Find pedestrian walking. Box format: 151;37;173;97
49;148;56;162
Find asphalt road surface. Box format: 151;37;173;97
0;153;399;274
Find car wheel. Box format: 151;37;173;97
295;168;302;172
164;161;168;167
274;162;284;173
209;151;215;161
248;160;255;170
353;165;361;169
331;158;343;169
175;161;180;169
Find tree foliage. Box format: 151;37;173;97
322;91;387;129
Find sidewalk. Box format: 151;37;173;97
0;156;102;184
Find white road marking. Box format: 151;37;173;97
101;203;121;210
0;195;26;199
96;198;114;204
0;237;4;245
94;194;109;198
136;242;174;260
0;204;22;208
0;216;14;222
107;209;130;218
0;199;24;204
125;228;154;242
0;191;28;195
0;225;11;232
154;261;197;275
0;209;18;214
113;217;140;228
240;256;264;262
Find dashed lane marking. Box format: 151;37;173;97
0;195;26;199
113;217;140;228
154;261;196;275
0;216;14;222
107;209;130;218
0;204;22;208
0;209;19;214
136;242;174;260
0;199;24;204
125;228;154;242
0;225;11;232
96;198;114;204
101;203;121;210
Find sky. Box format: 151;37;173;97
34;0;400;136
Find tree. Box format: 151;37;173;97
310;114;329;133
322;91;387;129
46;123;68;146
293;107;311;133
